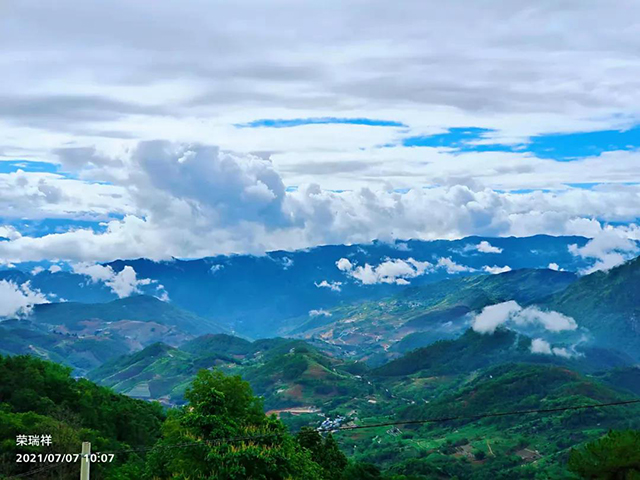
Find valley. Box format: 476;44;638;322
2;235;640;478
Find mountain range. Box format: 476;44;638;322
2;234;640;478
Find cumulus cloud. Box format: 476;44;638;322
472;301;578;334
315;280;342;292
337;257;434;285
483;265;512;274
547;263;562;271
48;265;62;273
530;338;575;358
2;143;640;264
3;1;640;266
473;241;503;254
0;280;49;317
72;263;160;299
436;257;474;274
0;226;22;241
569;225;640;274
309;309;332;317
336;258;354;272
530;338;552;355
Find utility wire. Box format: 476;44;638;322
6;461;67;479
6;398;639;479
330;398;640;432
7;398;640;478
80;398;640;457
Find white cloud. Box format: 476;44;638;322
517;307;578;332
31;266;44;275
483;265;512;274
72;263;156;298
337;257;434;285
48;264;62;273
472;301;522;334
0;280;49;317
436;257;474;274
547;263;562;271
530;338;575;358
314;280;342;292
0;225;21;241
209;264;224;274
475;241;503;254
280;257;294;269
1;0;640;265
1;144;640;264
336;258;354;272
472;301;578;334
569;225;640;274
309;309;332;317
530;338;553;355
551;347;574;358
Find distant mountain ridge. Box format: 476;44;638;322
542;255;640;359
1;235;595;337
0;295;225;374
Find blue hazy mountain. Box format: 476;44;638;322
1;235;595;337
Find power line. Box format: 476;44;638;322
6;398;639;478
329;398;640;432
6;462;66;479
84;398;640;457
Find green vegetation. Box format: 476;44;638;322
568;430;640;479
31;295;225;335
4;258;640;477
0;296;227;376
543;256;640;360
3;351;640;479
88;336;370;410
0;354;165;479
290;268;578;363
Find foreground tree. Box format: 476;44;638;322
144;369;323;479
296;427;348;479
568;430;640;479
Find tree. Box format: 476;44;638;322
568;430;640;479
296;427;348;479
145;369;323;479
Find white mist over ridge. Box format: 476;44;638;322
0;280;49;318
0;141;639;277
472;301;578;335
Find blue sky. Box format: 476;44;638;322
401;125;640;160
235;119;640;162
236;117;407;128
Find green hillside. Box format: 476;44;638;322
543;256;640;359
88;335;370;411
373;329;632;378
31;295;225;335
290;269;577;363
0;296;227;375
0;354;165;479
340;363;640;479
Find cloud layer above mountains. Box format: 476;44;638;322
1;1;640;266
472;301;578;335
0;141;639;270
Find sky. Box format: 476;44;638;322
1;0;640;266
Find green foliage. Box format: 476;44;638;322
144;369;326;479
0;354;164;479
543;256;640;361
296;428;348;479
568;430;640;479
373;329;529;377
